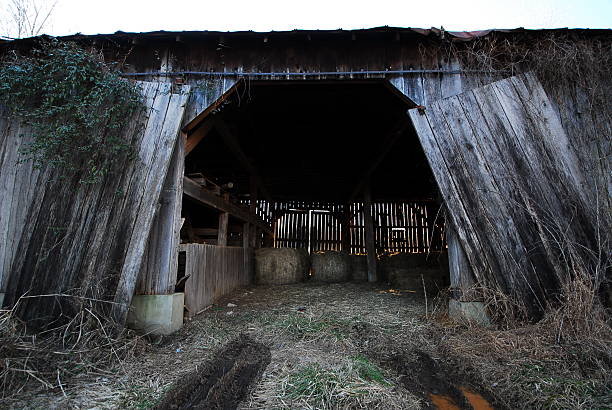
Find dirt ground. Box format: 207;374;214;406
4;282;506;409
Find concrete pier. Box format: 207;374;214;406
126;293;184;335
449;300;491;327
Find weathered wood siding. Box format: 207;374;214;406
181;243;253;316
136;131;185;295
409;73;598;315
0;118;46;294
0;82;190;327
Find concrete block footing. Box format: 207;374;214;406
126;293;184;335
449;299;491;327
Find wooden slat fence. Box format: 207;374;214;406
181;244;253;316
270;200;443;255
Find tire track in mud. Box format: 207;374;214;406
155;334;270;410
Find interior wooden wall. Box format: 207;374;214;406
267;200;444;255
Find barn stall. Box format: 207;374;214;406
0;27;607;334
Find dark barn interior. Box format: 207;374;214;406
178;79;450;314
182;79;445;254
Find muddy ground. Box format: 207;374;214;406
5;283;502;409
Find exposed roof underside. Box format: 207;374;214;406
185;79;437;203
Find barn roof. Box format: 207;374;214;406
2;26;610;46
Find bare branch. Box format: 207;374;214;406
1;0;58;39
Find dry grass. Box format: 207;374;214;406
4;283;433;409
0;296;146;408
434;270;611;409
4;281;609;409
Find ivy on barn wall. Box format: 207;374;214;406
0;39;144;183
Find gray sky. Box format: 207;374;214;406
3;0;612;38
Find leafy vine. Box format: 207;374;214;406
0;39;145;183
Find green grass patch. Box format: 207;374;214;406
353;355;391;386
285;364;342;407
272;313;351;340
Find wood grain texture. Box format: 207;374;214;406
137;131;186;295
181;244;253;316
409;73;596;317
0;82;190;327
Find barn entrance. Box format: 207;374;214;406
179;79;447;315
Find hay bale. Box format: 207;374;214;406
349;255;368;282
311;251;351;283
382;253;448;294
254;248;310;285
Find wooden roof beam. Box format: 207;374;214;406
185;118;216;155
347;116;411;202
214;117;274;203
183;176;272;234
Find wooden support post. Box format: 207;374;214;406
218;212;229;246
242;222;250;248
447;221;490;326
249;176;261;248
363;180;377;282
263;232;273;247
341;205;351;253
251;227;261;249
447;222;477;300
249;175;258;213
137;133;185;295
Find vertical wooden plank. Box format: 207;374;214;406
113;84;191;324
218;212;229;246
137;131;185;295
409;104;494;282
242;222;250;248
447;223;477;300
363;182;377;282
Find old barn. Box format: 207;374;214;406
0;27;609;334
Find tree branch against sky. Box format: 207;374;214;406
1;0;58;39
